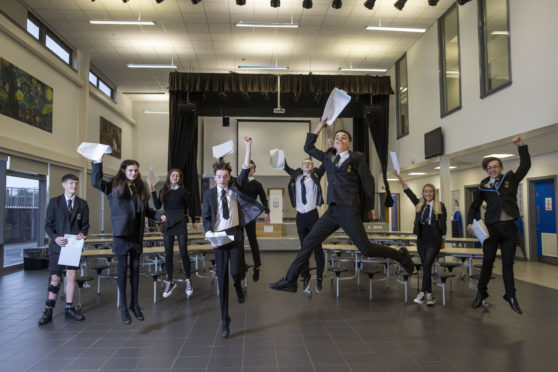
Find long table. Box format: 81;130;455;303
332;234;478;247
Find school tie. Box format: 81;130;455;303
221;189;229;219
422;204;431;225
333;154;341;167
300;176;307;205
491;178;500;189
67;199;72;213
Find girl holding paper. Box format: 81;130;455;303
151;169;200;298
394;170;447;306
92;159;166;324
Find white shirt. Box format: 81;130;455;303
336;150;350;167
295;173;318;213
214;186;239;232
64;194;76;210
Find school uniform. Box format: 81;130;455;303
202;167;264;330
284;160;326;281
403;188;447;293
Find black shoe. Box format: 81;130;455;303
252;267;260;282
472;292;489;309
399;247;414;275
269;278;297;292
503;295;523;314
235;285;245;304
129;306;144;321
302;275;311;296
316;278;323;293
222;315;231;338
121;310;132;325
38;308;53;326
65;307;85;321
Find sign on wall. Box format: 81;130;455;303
0;58;53;132
100;117;122;159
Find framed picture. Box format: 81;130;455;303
100;117;121;159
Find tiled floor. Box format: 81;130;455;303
1;252;557;372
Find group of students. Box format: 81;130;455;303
37;118;530;333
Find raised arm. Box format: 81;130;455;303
304;120;329;162
512;136;531;181
91;161;112;195
394;170;420;206
151;184;163;210
283;159;297;177
316;163;326;179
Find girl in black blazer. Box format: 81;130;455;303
395;171;447;306
151;169;200;299
92;159;165;324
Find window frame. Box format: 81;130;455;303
437;3;462;118
89;67;117;101
26;13;74;68
478;0;512;98
395;53;409;139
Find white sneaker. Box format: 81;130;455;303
414;291;425;304
185;279;193;298
162;280;177;298
426;293;436;306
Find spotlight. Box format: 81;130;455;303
428;0;439;5
394;0;407;11
364;0;376;9
457;0;472;4
236;0;246;5
302;0;312;9
332;0;342;9
191;0;202;4
156;0;164;4
271;0;280;7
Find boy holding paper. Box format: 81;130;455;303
38;174;89;325
202;137;264;338
467;136;530;314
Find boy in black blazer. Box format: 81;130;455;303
202;137;264;338
270;118;414;292
284;157;326;294
38;174;89;325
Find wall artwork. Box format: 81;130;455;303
0;58;53;132
100;117;122;159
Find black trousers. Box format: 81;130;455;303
164;233;190;281
296;209;324;279
286;205;404;282
243;220;262;268
115;247;141;310
417;224;442;293
214;227;243;322
479;221;517;297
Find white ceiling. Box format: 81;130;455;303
23;0;459;95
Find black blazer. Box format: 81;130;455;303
45;194;90;254
467;145;531;225
304;133;375;208
91;162;162;252
283;160;325;208
403;188;447;238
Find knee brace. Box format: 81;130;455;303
48;284;60;294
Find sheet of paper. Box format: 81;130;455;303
147;167;159;186
269;149;285;169
58;234;85;267
263;225;274;233
390;151;400;173
205;231;235;246
472;219;489;245
77;142;112;162
212;140;235;159
321;88;352;125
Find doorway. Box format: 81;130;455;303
529;177;557;264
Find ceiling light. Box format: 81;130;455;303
491;31;509;36
428;0;439;5
339;67;387;72
127;63;177;69
457;0;472;4
434;166;457;169
303;0;312;9
238;65;288;70
89;20;156;25
394;0;407;10
332;0;342;9
143;110;168;114
236;0;246;5
365;25;426;33
387;178;399;181
408;172;427;176
271;0;280;7
364;0;376;9
235;21;299;28
483;153;513;159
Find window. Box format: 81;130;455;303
438;4;461;117
478;0;511;97
25;14;74;67
396;54;409;138
89;68;116;100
